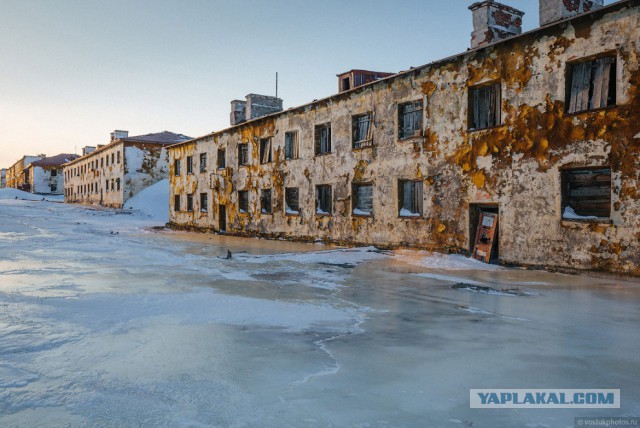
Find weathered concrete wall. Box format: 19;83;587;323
64;143;125;208
29;165;64;194
123;144;169;202
169;3;640;275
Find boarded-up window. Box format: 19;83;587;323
285;187;299;214
238;190;249;213
398;101;423;139
567;56;616;113
353;184;373;216
174;159;181;176
174;195;180;212
562;168;611;219
469;82;501;130
187;194;194;212
199;153;207;173
353;114;373;149
285;131;299;160
186;156;193;174
217;148;226;169
398;180;423;217
315;185;332;215
261;189;272;214
315;124;331;155
238;144;248;166
260;138;272;164
200;192;208;212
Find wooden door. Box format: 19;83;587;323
472;212;499;263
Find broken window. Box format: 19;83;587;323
260;189;272;214
285;131;299;160
314;124;331;155
217;148;226;169
567;56;616;113
352;114;373;149
186;156;194;174
238;190;249;213
469;82;501;130
199;153;207;173
105;179;109;191
187;193;194;212
238;144;248;166
51;169;58;177
174;195;181;212
315;185;332;215
111;179;115;191
200;192;208;212
398;101;423;139
342;77;350;92
116;178;120;191
285;187;299;215
561;168;611;220
260;138;272;164
111;153;115;165
352;183;373;216
117;151;121;163
398;180;423;217
174;159;181;176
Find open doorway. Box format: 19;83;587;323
218;204;226;232
469;203;499;264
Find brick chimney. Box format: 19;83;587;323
539;0;604;26
469;1;525;49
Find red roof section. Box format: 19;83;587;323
30;153;79;167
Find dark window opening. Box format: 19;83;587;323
353;183;373;216
217;148;226;169
567;56;616;113
187;193;194;212
314;124;331;155
398;100;423;139
174;195;181;212
117;151;121;163
199;153;207;173
285;131;299;160
352;114;373;149
174;159;181;176
398;180;423;217
186;156;193;174
315;185;332;215
116;178;120;191
51;169;58;177
260;138;272;164
342;77;350;92
469;82;501;130
260;189;272;214
561;168;611;219
285;187;299;214
238;144;248;166
238;190;249;213
200;192;208;212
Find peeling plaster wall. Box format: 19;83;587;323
169;3;640;275
28;165;64;194
123;145;169;203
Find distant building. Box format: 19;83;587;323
25;153;79;195
1;168;6;189
336;70;394;93
230;94;283;126
63;130;191;208
6;155;44;192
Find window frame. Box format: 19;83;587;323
259;138;273;164
186;156;194;174
315;184;332;216
174;194;181;212
217;148;226;169
314;123;332;156
398;100;423;140
560;166;612;222
285;187;300;215
199;153;207;173
398;179;423;218
352;113;374;149
284;131;299;160
352;182;373;217
200;192;208;212
565;54;617;114
186;193;194;212
468;81;502;131
238;143;249;167
260;188;272;214
174;159;181;176
238;190;249;213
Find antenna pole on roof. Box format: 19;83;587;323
276;72;278;98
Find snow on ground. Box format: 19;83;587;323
1;198;639;427
123;178;169;222
0;187;64;202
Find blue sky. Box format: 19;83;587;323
0;0;611;167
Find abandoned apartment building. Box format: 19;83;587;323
168;0;640;276
5;155;45;192
64;130;191;208
25;153;79;195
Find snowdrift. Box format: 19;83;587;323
0;188;63;202
124;179;169;222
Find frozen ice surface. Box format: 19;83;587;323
0;198;639;427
